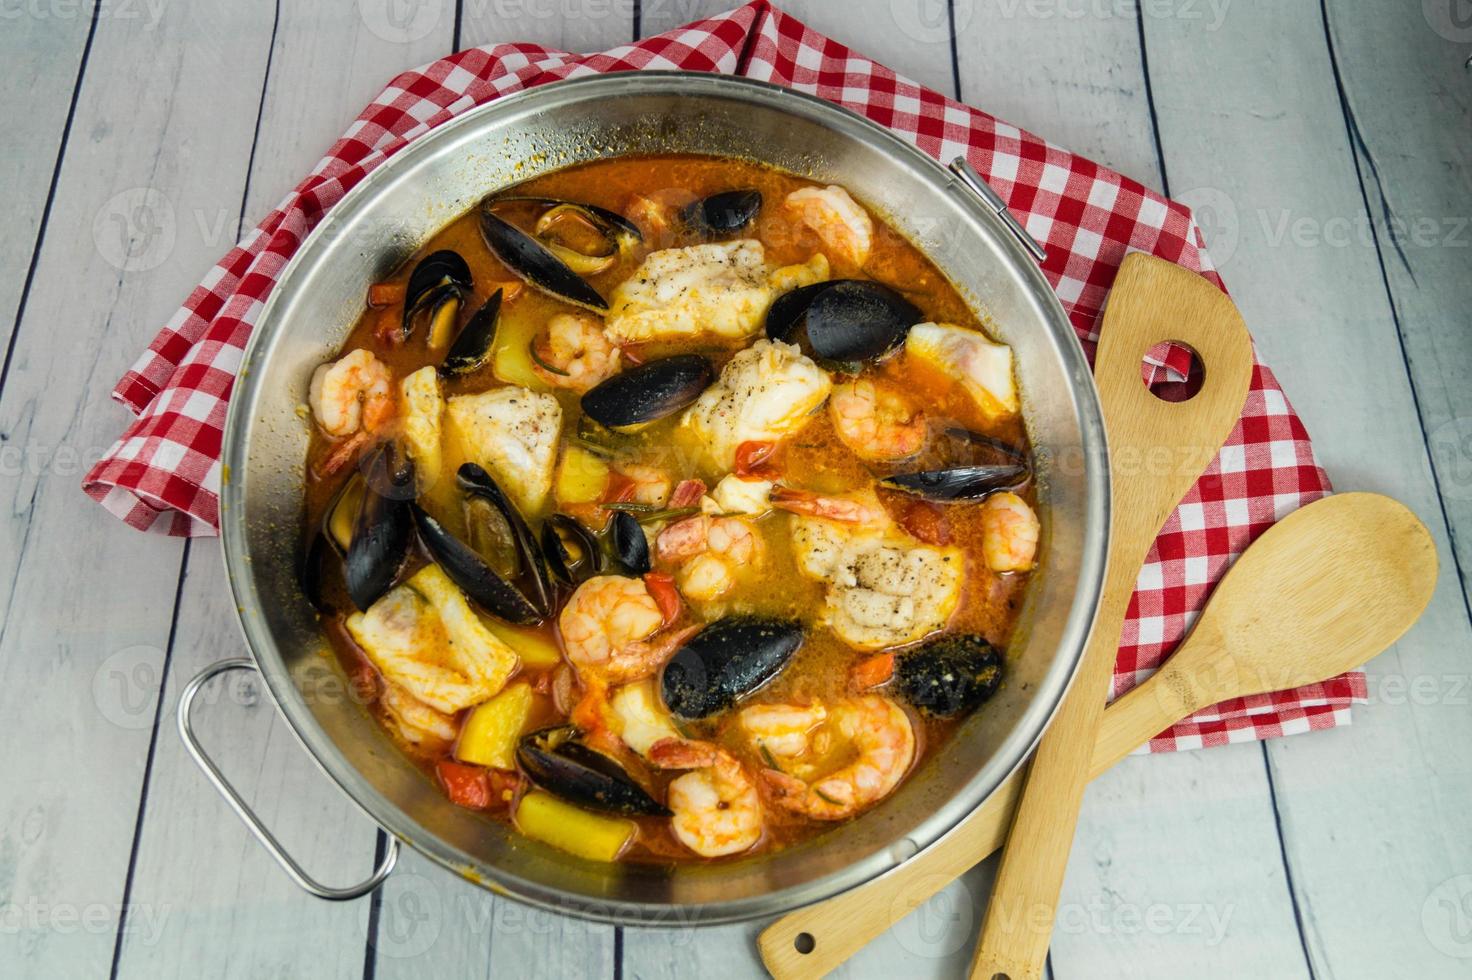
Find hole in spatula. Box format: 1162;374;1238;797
794;932;816;954
1140;340;1205;402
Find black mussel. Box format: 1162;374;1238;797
413;505;543;625
764;279;919;363
893;634;1003;718
681;189;762;234
941;428;1029;467
804;280;920;362
441;289;501;377
529;200;641;275
479;208;608;312
765;281;834;345
518;727;669;816
580;354;713;431
402;250;472;348
541;514;603;587
456;463;554;617
345;445;415;611
302;530;336;613
881;464;1029;501
662;618;804;720
608;510;651;575
322;472;368;554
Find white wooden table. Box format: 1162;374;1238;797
2;2;1468;977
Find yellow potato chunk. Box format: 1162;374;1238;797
515;791;636;863
455;682;534;770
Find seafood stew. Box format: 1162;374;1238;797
301;154;1038;864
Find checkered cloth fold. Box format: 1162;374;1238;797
81;0;1365;749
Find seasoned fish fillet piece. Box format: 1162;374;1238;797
605;240;773;344
790;516;964;650
905;321;1018;419
445;385;561;515
346;564;519;714
380;681;458;745
399;366;444;492
682;339;832;470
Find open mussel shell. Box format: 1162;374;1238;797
497;196;643;246
580;354;713;430
662;618;804;720
765;279;920;363
345;445;415;611
518;727;669;816
440;289;501;377
402;250;471;346
681;189;762;234
941;428;1030;467
881;464;1029;501
608;510;651;575
894;634;1003;718
457;462;554;618
413;505;543;625
479;208;608;312
541;514;604;587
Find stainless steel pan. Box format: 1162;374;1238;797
185;72;1109;924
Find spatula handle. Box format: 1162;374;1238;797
970;255;1255;980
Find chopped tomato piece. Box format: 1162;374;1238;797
669;478;707;509
436;759;493;809
372;305;402;347
643;572;683;626
734;440;778;478
367;282;406;308
851;652;895;690
893;497;951;545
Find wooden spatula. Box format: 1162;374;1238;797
758;491;1435;979
967;252;1256;980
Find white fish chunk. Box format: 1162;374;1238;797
346;564;519;714
906;321;1018;419
399;366;443;492
445;385;561;515
682;339;832;469
605;240;773;344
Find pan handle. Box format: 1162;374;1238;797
177;657;399;900
949;157;1048;263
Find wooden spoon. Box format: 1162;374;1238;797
968;253;1255;980
758;491;1435;979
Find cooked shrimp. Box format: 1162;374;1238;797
380;682;457;746
531;313;621;392
758;696;915;820
981;491;1039;572
655;515;763;603
828;378;927;461
649;738;763;857
559;575;693;685
613;461;672;507
771;487;891;527
739;702;828;765
309;348;395;438
783;185;874;268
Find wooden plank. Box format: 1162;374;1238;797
1324;0;1472;613
110;7;456;979
1142;2;1472;976
952;9;1312;979
0;2;277;977
0;8;93;369
952;0;1164;191
458;0;635;52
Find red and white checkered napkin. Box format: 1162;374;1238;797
82;0;1365;749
